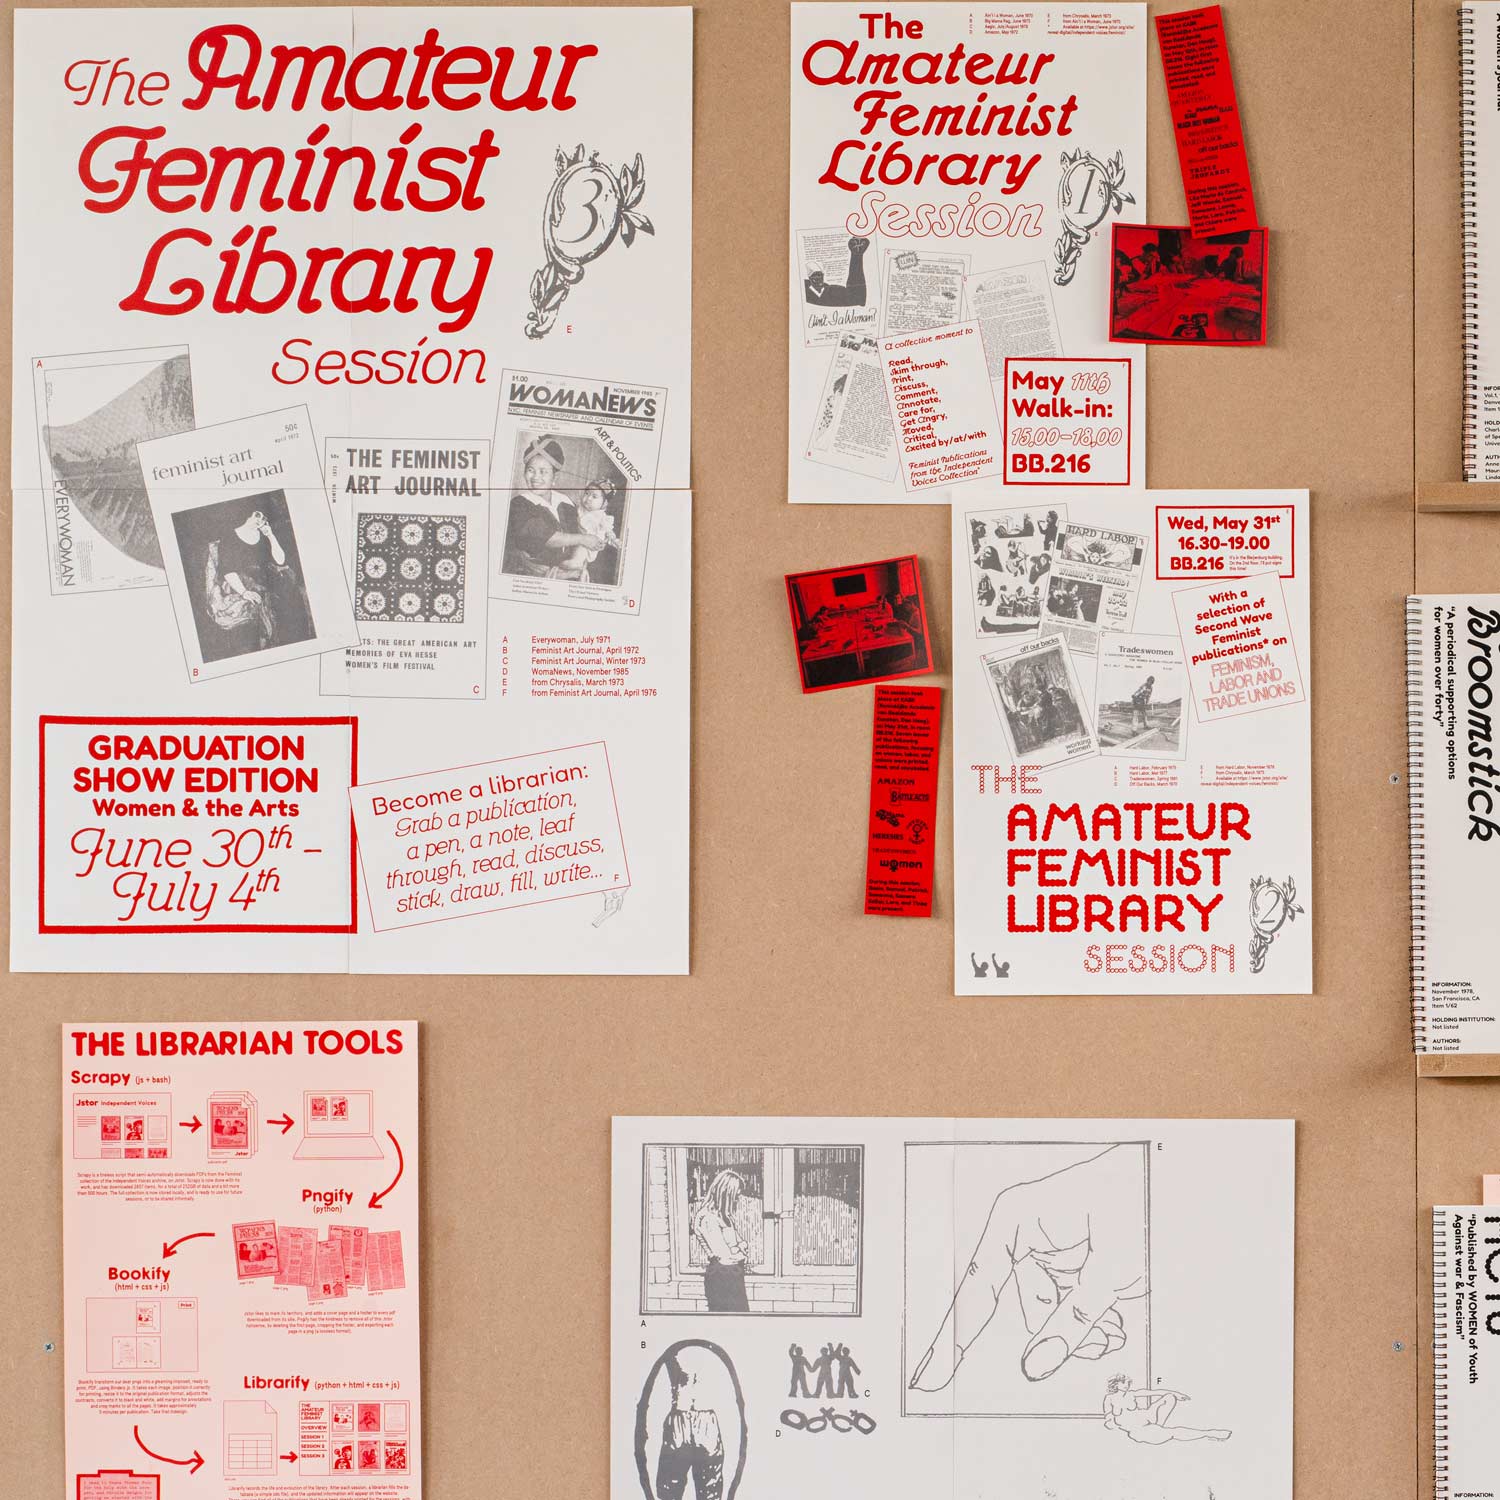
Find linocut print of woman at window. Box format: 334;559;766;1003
690;1169;750;1313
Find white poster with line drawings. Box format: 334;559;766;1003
1041;520;1148;655
966;262;1064;372
953;489;1312;995
879;249;968;336
1095;634;1189;761
789;3;1146;502
11;7;692;975
140;407;359;685
982;632;1097;771
611;1116;1294;1500
796;228;883;346
963;505;1065;639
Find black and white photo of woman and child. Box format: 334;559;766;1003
502;432;627;586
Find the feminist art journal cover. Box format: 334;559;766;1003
789;3;1146;503
11;10;692;974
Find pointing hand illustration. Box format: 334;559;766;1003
909;1145;1146;1392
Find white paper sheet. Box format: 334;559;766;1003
953;490;1312;994
788;3;1146;502
12;8;693;974
612;1116;1294;1500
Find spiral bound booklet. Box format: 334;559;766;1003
1432;1207;1500;1500
1406;596;1500;1052
1462;4;1500;478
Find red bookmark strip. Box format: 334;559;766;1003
1155;6;1259;237
864;685;941;917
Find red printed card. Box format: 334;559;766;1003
865;685;941;918
786;556;933;693
1155;6;1258;237
1110;225;1266;346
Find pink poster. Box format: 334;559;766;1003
64;1022;420;1495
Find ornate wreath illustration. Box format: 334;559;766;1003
1248;874;1305;975
1053;149;1134;288
525;146;654;340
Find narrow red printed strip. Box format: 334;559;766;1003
865;685;941;918
1155;6;1259;237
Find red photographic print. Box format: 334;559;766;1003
785;555;932;693
1109;226;1266;347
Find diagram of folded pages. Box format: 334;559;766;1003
85;1297;197;1373
223;1399;277;1478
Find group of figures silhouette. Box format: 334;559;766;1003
786;1342;861;1400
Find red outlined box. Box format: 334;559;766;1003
1154;504;1295;581
1000;357;1132;487
77;1473;160;1500
38;716;357;935
349;741;629;932
785;555;933;693
1171;571;1305;723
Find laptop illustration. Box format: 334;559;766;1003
292;1091;384;1161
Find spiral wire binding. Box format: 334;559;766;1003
1463;7;1479;479
1432;1211;1450;1499
1407;598;1429;1050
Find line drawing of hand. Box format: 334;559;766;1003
909;1144;1147;1392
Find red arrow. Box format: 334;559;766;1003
134;1426;204;1474
267;1113;296;1135
368;1132;404;1209
178;1116;202;1134
162;1232;215;1259
280;1451;299;1464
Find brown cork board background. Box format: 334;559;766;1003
0;0;1467;1496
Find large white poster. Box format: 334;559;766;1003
953;490;1311;994
789;3;1146;503
12;8;693;973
